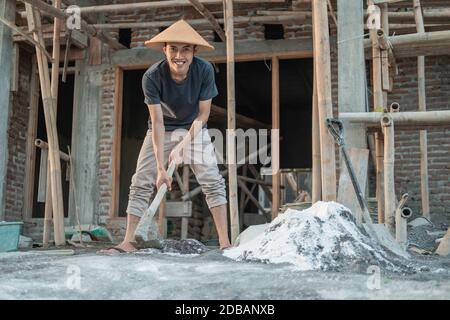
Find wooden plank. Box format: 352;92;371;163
70;60;103;224
88;36;102;65
23;56;39;220
13;29;88;49
110;67;123;218
271;56;280;219
111;39;313;68
224;0;239;245
10;43;19;92
337;147;370;225
337;0;367;150
312;0;336;201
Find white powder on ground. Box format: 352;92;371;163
224;201;412;272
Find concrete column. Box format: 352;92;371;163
0;0;16;220
70;60;104;225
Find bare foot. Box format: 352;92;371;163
97;241;137;255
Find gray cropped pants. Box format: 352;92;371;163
126;128;227;218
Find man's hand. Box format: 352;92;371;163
156;168;172;191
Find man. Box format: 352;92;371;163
100;20;231;254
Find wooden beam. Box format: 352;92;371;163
76;0;285;14
112;39;313;69
0;16;54;61
19;0;125;50
224;0;239;245
188;0;225;42
312;0;336;201
93;14;321;30
210;104;270;129
271;56;280;219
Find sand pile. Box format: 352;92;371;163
224;201;416;272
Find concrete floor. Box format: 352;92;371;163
0;248;449;300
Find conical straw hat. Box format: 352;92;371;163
145;19;215;52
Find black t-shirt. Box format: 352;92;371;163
142;56;218;131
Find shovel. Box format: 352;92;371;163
327;118;409;258
134;160;176;245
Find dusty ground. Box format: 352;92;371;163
0;245;449;300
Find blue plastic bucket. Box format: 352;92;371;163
0;221;23;252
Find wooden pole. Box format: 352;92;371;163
368;2;384;112
312;79;321;203
312;0;336;201
188;0;225;42
181;165;189;239
25;4;65;246
413;0;430;219
43;0;62;248
223;0;239;245
311;9;321;204
271;56;280;219
381;114;396;234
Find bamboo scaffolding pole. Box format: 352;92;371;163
43;0;62;248
339;110;450;127
188;0;225;42
363;30;450;49
25;4;66;246
223;0;239;245
34;140;70;162
19;0;125;50
375;132;384;223
256;9;450;23
181;165;189;239
71;0;284;14
271;56;280;219
413;0;430;219
381;114;396;234
312;0;336;201
395;193;411;249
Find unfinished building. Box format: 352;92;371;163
0;0;449;257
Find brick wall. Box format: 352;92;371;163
388;56;450;225
4;49;32;221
